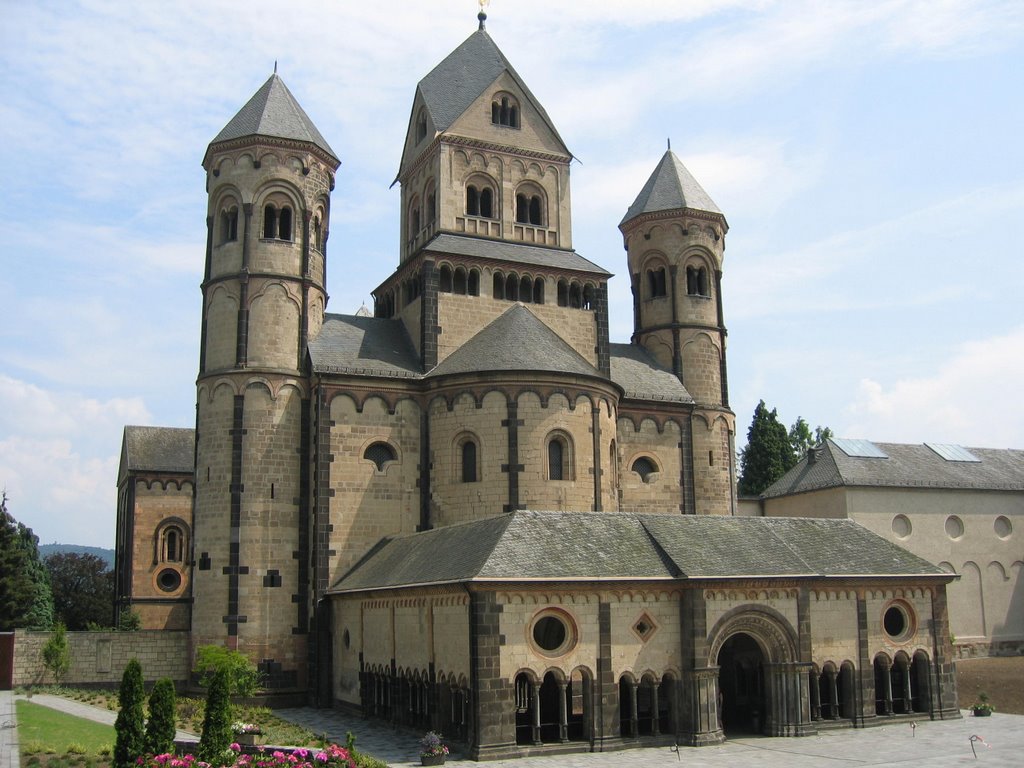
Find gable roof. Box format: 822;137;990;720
762;439;1024;498
329;510;947;593
417;28;567;149
119;426;194;485
621;150;722;227
207;74;337;163
609;343;692;403
426;304;602;379
309;314;421;378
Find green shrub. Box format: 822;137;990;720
42;622;72;684
194;645;262;696
145;677;177;755
198;667;232;765
113;659;145;768
65;742;87;754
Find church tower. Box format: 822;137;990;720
192;74;339;692
619;151;736;513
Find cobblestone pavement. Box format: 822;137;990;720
4;691;1022;768
274;707;1024;768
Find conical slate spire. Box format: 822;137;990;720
208;73;337;162
620;150;721;226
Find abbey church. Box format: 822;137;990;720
114;12;960;760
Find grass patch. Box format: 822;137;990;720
15;701;113;756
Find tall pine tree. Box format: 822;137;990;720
738;401;796;496
0;492;55;630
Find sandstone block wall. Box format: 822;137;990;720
12;629;189;687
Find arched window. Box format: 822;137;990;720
221;206;238;244
426;189;436;225
547;433;572;481
467;185;480;216
439;265;453;293
468;269;480;296
557;279;568;307
416;110;428;142
263;204;277;239
460;438;478;483
278;206;292;241
364;442;397;472
466;183;495;218
687;265;710;296
647;267;667;298
515;191;544;225
313;215;323;251
505;273;519;301
491;94;520;128
453;267;467;295
479;187;494;218
157;522;188;564
493;273;505;300
533;277;544;305
529;195;542;225
519;275;533;303
631;456;658;483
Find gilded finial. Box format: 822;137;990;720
478;0;489;30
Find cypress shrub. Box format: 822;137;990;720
113;658;145;768
145;677;177;755
198;667;232;765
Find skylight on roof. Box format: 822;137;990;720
832;438;889;459
925;443;981;463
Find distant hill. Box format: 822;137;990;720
40;543;115;568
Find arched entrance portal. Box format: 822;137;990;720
717;633;765;734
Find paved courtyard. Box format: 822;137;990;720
4;689;1022;768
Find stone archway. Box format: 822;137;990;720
707;607;811;738
717;633;765;734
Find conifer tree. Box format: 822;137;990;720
114;658;146;768
145;677;177;756
41;620;71;683
0;492;55;630
198;667;233;765
738;400;796;496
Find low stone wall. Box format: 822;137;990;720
954;639;1024;659
12;629;190;687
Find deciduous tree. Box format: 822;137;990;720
41;620;71;683
45;552;114;630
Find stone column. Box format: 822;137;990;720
809;669;821;721
558;680;569;742
627;678;638;739
531;681;542;745
883;660;894;715
651;682;660;736
828;669;840;720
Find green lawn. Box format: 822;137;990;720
16;701;114;755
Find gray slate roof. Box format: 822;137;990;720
209;74;337;161
621;150;722;226
423;233;610;277
427;305;602;379
609;343;692;403
330;510;946;593
417;28;567;151
121;426;194;474
762;439;1024;498
309;314;421;378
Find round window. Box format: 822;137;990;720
994;515;1012;539
882;602;915;642
891;514;912;539
157;568;182;593
530;610;576;657
945;515;964;540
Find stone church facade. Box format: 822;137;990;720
115;13;960;760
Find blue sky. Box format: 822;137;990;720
1;0;1022;548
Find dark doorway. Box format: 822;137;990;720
538;672;561;743
718;633;765;734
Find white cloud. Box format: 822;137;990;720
841;327;1024;448
0;375;152;547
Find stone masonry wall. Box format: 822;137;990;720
13;629;189;687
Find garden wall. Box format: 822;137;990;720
11;629;189;687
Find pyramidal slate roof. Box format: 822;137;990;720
208;74;337;162
621;150;722;226
309;314;421;378
763;439;1024;498
609;343;692;403
417;27;567;150
120;426;194;476
329;510;947;593
426;305;602;379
